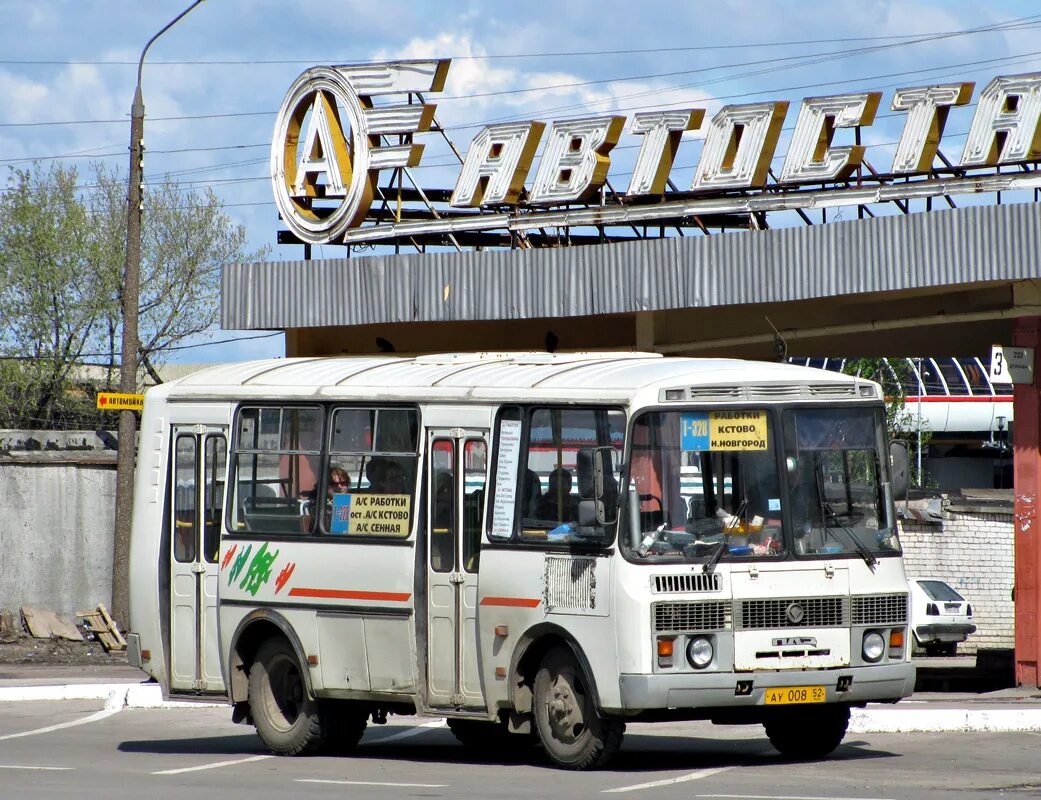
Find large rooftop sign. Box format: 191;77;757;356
270;60;1041;246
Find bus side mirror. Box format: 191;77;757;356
578;447;618;526
890;440;909;501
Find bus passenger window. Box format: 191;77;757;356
520;406;625;543
173;435;197;563
229;406;322;536
323;406;419;538
430;439;455;572
463;439;487;572
203;434;226;562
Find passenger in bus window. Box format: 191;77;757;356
382;460;408;493
319;466;351;532
522;468;543;517
364;457;387;491
538;467;578;523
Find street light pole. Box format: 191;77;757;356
111;0;206;629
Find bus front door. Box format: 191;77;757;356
426;430;488;709
169;426;228;694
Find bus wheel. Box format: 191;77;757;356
533;647;624;770
764;704;850;760
320;702;368;754
249;638;324;756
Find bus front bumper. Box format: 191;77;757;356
617;662;915;711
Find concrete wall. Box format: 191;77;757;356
898;500;1015;653
0;452;116;617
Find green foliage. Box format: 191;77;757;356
0;161;267;430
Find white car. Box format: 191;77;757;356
908;578;976;656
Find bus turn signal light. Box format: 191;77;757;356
657;636;675;668
889;629;905;648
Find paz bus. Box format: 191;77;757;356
127;352;915;770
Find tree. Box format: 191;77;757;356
90;164;264;384
0;161;268;428
0;164;110;428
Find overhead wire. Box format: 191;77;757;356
3;15;1040;206
1;14;1037;133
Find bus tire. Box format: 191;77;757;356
249;638;324;756
764;704;850;760
320;703;368;754
533;646;624;770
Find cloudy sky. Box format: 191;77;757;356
1;1;1038;362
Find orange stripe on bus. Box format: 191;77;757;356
288;588;411;602
480;596;541;608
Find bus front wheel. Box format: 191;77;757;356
533;647;624;770
764;704;850;760
249;638;324;756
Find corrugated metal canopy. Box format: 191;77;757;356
223;202;1041;332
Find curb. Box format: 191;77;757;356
0;682;224;709
850;707;1041;733
3;684;1041;732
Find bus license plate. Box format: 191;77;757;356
764;686;826;705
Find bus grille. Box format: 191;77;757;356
808;384;857;397
852;593;908;625
736;597;848;630
652;573;722;593
652;601;730;632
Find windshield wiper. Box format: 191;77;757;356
703;499;747;575
702;537;728;575
825;516;877;569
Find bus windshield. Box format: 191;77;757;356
621;406;900;563
623;409;785;562
783;406;900;560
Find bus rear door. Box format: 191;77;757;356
169;425;228;693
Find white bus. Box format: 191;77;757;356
127;352;914;770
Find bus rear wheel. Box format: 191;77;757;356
249;638;324;756
764;704;850;760
533;647;624;770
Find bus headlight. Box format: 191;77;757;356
862;631;886;663
686;636;714;669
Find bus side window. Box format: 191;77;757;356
430;439;455;572
230;406;322;536
463;439;487;572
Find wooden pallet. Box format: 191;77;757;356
76;604;126;652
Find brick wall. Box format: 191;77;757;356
898;503;1014;653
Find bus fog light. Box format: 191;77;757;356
862;631;885;663
686;636;714;669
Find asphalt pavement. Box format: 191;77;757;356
3;661;1041;733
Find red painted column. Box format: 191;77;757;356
1014;317;1041;686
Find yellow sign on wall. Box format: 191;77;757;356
96;392;144;411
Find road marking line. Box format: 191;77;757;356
603;767;731;793
0;705;122;741
298;779;449;788
369;718;447;743
0;766;73;771
153;754;273;775
695;794;896;800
